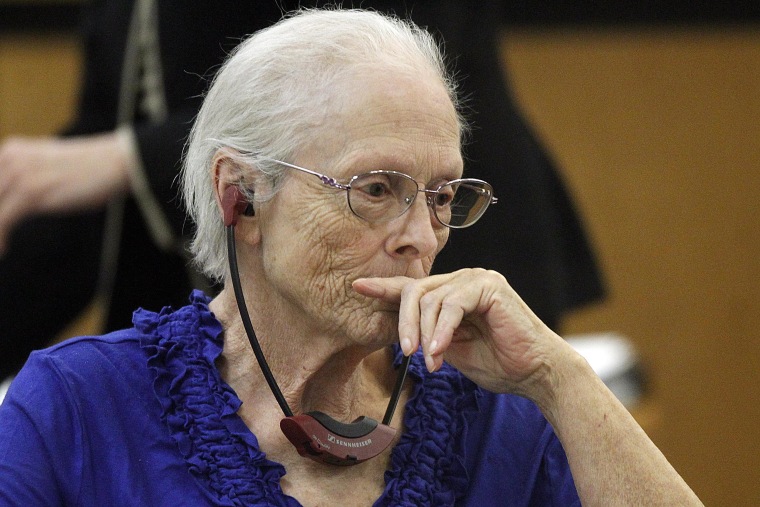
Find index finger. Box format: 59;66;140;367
354;276;425;355
351;276;411;302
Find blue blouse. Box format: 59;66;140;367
0;291;579;506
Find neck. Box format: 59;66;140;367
211;288;396;423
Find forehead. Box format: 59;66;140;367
298;66;463;181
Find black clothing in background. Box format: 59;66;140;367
395;0;606;325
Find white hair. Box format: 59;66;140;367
181;8;466;282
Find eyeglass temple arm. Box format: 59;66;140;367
466;181;498;205
258;157;350;191
439;180;499;205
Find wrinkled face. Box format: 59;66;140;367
252;67;463;347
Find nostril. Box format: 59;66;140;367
394;245;420;257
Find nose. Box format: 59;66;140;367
387;192;442;260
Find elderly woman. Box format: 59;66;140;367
0;8;700;507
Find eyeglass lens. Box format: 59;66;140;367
347;172;492;228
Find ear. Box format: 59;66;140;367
221;186;250;227
211;149;258;231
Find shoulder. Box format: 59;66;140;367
39;328;145;373
4;329;153;426
7;291;218;413
0;328;219;505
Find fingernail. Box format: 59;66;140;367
424;353;435;372
400;337;412;356
429;340;438;354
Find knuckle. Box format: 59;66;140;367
400;279;424;300
464;267;506;285
439;298;460;312
419;290;440;310
485;269;507;284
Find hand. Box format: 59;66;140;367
356;269;704;506
353;268;574;398
0;133;131;255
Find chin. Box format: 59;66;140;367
350;306;399;350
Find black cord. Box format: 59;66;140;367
227;225;293;417
226;224;412;425
383;353;412;425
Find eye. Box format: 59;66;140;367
433;184;455;207
365;181;390;198
352;173;397;200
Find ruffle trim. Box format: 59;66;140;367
137;290;481;506
377;349;482;506
137;290;298;506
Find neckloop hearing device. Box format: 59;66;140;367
222;186;412;466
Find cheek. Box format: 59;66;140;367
285;199;380;300
304;211;379;282
295;209;393;339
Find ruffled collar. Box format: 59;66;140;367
138;290;481;506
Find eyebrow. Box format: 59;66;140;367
341;155;463;185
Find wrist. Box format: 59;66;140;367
113;127;139;193
522;340;597;424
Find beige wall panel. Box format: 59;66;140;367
502;26;760;506
0;34;81;138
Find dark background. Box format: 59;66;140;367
2;1;760;33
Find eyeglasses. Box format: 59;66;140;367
261;157;497;229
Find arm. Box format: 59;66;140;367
353;269;702;506
537;341;699;505
0;133;131;255
0;0;286;256
0;354;79;505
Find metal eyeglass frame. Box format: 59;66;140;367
258;157;498;229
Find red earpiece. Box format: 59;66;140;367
222;186;251;227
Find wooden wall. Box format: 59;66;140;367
502;26;760;506
0;33;81;138
2;23;759;506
